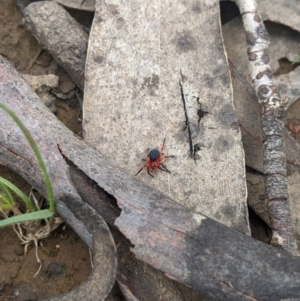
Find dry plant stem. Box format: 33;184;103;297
1;203;53;277
13;218;63;277
236;0;298;254
11;192;63;277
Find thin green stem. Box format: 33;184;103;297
0;204;14;210
292;55;300;65
0;181;14;204
0;176;35;211
0;103;55;211
0;209;54;227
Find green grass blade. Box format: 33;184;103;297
0;209;54;228
0;204;14;210
0;103;55;211
0;194;12;206
292;55;300;65
0;176;35;211
0;181;15;205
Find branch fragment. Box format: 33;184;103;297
236;0;298;254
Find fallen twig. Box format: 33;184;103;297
23;2;87;90
235;0;298;254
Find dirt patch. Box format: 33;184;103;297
0;0;42;71
0;225;91;300
0;168;90;301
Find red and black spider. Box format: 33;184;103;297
135;138;175;177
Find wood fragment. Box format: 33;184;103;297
258;0;300;33
23;1;88;90
223;16;300;85
247;171;300;241
229;61;300;175
236;0;298;254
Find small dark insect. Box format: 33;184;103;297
135;138;175;177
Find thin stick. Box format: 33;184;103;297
236;0;298;254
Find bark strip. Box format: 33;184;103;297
236;0;298;254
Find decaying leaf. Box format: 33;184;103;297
84;0;250;234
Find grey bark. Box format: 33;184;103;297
53;0;95;11
23;1;88;90
236;0;298;254
230;61;300;176
247;171;300;242
43;200;117;301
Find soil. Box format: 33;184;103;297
0;166;92;301
0;0;92;300
0;225;91;300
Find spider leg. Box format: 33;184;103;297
158;166;168;172
159;164;171;173
135;167;144;176
147;168;154;177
